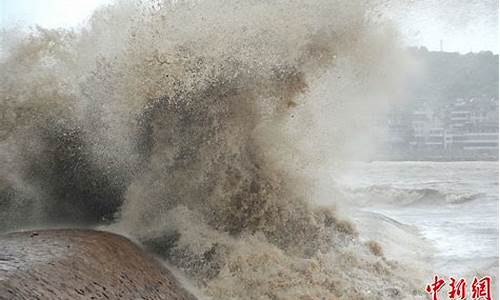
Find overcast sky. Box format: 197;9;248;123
386;0;498;53
0;0;498;53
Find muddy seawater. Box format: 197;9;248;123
0;1;456;299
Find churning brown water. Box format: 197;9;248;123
0;0;423;299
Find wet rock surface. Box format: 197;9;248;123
0;229;196;300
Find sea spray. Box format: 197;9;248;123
0;0;422;298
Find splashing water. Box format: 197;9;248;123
0;0;423;298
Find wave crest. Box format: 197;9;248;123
0;0;420;298
345;185;484;206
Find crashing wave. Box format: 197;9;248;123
343;185;485;206
0;0;423;298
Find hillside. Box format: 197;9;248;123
408;47;498;106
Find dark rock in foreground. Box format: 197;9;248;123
0;229;197;300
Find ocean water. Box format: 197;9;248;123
2;0;486;298
338;161;499;278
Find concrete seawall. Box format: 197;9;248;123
0;229;197;300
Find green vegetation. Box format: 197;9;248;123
408;47;498;106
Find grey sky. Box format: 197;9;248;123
385;0;498;53
1;0;498;53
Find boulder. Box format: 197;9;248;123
0;229;196;300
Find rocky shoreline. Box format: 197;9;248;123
0;229;197;300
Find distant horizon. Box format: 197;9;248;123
407;45;499;55
407;46;499;55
